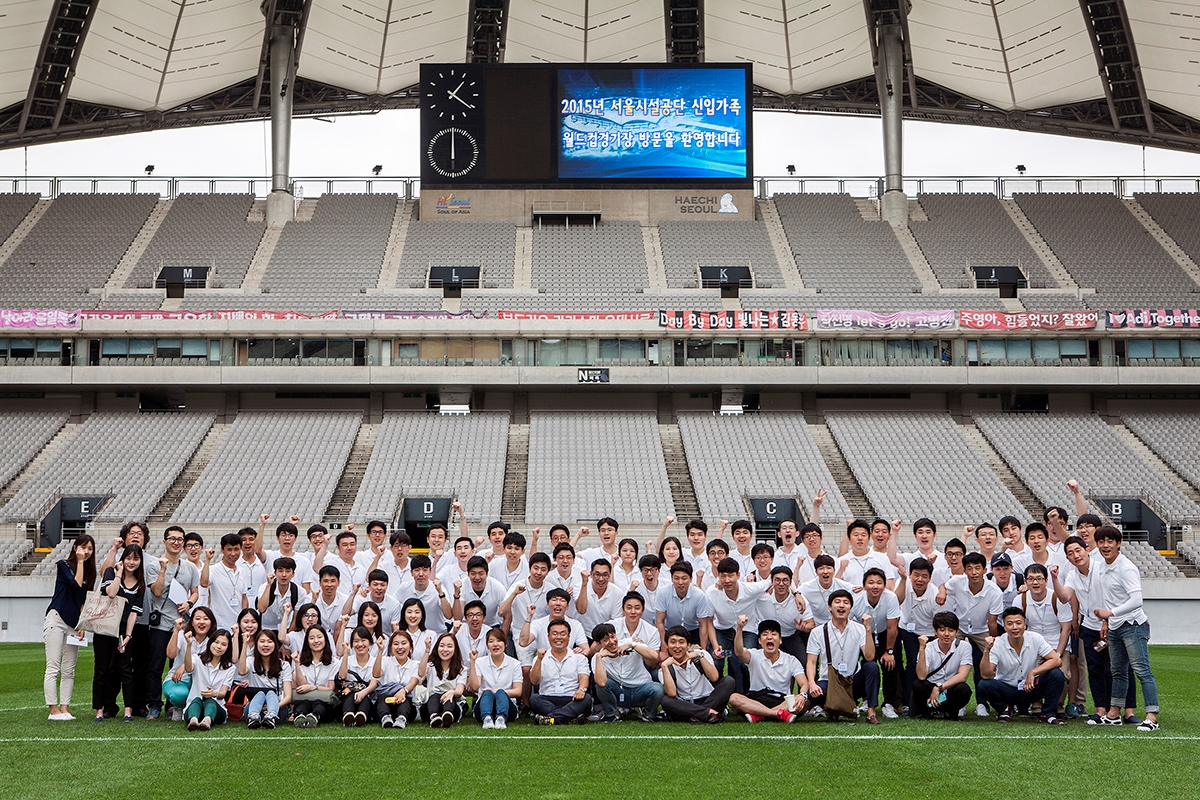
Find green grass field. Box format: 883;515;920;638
1;643;1195;800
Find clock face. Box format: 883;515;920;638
427;127;479;178
425;67;480;123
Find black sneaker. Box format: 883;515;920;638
246;713;262;730
263;713;278;730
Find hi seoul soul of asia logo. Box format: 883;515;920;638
675;192;738;214
435;194;471;214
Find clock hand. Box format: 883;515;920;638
448;79;466;100
450;129;455;162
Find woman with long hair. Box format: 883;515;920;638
92;543;145;722
44;534;96;720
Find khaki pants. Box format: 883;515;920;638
43;610;81;707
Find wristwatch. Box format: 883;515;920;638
886;649;894;654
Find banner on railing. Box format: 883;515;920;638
342;310;487;320
0;309;79;328
816;309;955;330
79;310;215;321
657;310;808;330
1106;309;1200;329
213;309;340;321
500;310;656;321
960;310;1098;330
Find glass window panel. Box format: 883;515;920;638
128;339;154;356
326;339;352;359
712;338;739;358
248;339;274;359
101;339;128;356
1126;340;1153;359
980;340;1006;361
1059;339;1086;357
302;339;328;359
156;340;181;358
447;338;473;358
181;339;207;357
275;338;300;359
914;340;937;360
566;339;587;363
862;339;885;359
1006;339;1032;360
966;340;978;362
619;339;644;359
36;339;62;354
396;341;418;359
598;339;620;359
1181;339;1200;357
1033;339;1059;359
743;339;761;359
687;339;712;359
0;338;8;356
474;339;500;359
1155;339;1181;358
887;340;911;359
538;339;565;366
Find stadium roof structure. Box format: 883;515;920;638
1;0;1199;152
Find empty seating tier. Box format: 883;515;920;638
526;411;673;525
0;410;214;523
0;194;39;243
170;410;361;524
1134;193;1200;274
349;411;509;525
1014;193;1199;309
825;410;1032;527
398;217;516;289
0;411;69;488
1121;413;1200;494
127;194;265;289
531;221;647;294
974;412;1200;523
912;194;1050;289
676;411;854;523
0;194;158;309
659;219;784;288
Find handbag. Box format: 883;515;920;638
79;591;124;638
225;685;250;722
823;624;858;719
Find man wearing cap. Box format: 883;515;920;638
987;552;1024;608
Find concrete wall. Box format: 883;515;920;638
419;187;756;224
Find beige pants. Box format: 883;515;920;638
43;610;80;707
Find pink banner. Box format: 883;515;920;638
341;310;487;320
1106;309;1200;329
213;310;339;320
0;309;79;329
498;310;656;321
816;309;955;330
960;310;1098;330
658;309;808;330
79;310;216;321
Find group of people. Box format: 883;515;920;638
42;480;1162;732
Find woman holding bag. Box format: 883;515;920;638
92;544;146;722
44;534;96;721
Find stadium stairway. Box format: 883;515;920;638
501;423;529;525
1121;198;1200;289
240;226;285;292
958;422;1046;520
997;199;1077;289
148;422;229;523
1110;423;1200;504
659;423;701;520
757;199;804;290
0;199;51;265
11;547;45;576
0;421;79;508
324;422;379;522
375;201;414;291
106;198;173;290
1165;552;1200;579
809;423;874;518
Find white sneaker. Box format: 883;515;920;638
958;707;966;718
482;716;495;730
50;712;75;721
881;704;899;719
855;702;867;714
171;708;184;722
494;717;507;729
395;715;407;729
975;703;989;718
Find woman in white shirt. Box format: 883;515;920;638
399;598;432;664
183;628;235;731
419;631;467;728
237;629;293;729
163;606;216;720
337;626;379;726
611;539;641;591
469;628;523;729
285;603;322;659
372;631;420;728
292;627;337;727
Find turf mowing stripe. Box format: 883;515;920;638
0;733;1191;743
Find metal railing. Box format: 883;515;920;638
3;174;1197;201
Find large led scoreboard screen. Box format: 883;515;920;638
420;63;752;186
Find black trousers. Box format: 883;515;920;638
91;634;134;714
375;695;416;722
529;693;594;722
911;679;972;718
875;631;903;710
128;625;150;715
145;627;173;712
661;676;736;722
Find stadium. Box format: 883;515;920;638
1;1;1199;796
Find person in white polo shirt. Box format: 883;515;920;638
937;551;1003;717
590;601;663;723
977;606;1065;724
660;625;735;723
805;589;881;724
912;611;973;719
729;617;807;724
529;619;593;724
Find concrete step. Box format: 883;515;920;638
501;423;529;525
109;197;174;289
324;422;380;521
643;224;667;291
659;423;700;520
376;199;414;290
1121;198;1200;289
960;422;1045;520
998;199;1078;290
0;199;51;265
150;422;228;523
757;198;804;290
809;423;874;518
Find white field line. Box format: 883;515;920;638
0;733;1192;743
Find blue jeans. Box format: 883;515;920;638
247;690;280;717
813;661;881;710
596;680;665;720
1081;626;1136;711
1108;620;1159;713
476;689;512;721
977;668;1065;713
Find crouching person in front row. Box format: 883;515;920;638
805;590;881;723
912;612;973;719
530;620;593;725
661;625;734;723
977;607;1066;724
728;617;808;723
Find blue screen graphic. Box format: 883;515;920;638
558;67;749;180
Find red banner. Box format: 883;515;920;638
959;310;1098;330
658;309;808;330
498;310;656;321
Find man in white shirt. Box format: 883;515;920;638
575;559;621;638
1091;525;1160;731
772;519;803;574
912;611;973;719
544;543;582;596
237;526;268;599
891;519;951;586
498;552;553;647
315;531;367;589
489;531;530;589
728;520;756;576
705;557;767;694
578;517;620;570
978;607;1065;724
729;618;807;723
393;554;452;633
343;569;400;629
794;523;827;585
987;552;1023;607
937;551;1003;716
378;531;414;592
1020;564;1071;661
310;565;349;639
1011;522;1067;578
836;520;895;590
201;532;249;631
590;599;663;722
454;556;509;628
660;625;735;723
896;556;938;714
258;517;315;592
455;600;492;669
529;620;593;724
798;554;854;630
853;567;902;718
436;536;476;589
756;566;807;660
805;589;881;724
655;561;714;652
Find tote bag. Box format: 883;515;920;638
79;591;124;638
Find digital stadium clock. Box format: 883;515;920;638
426;127;480;179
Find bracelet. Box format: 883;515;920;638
438;593;446;599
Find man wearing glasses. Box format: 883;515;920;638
145;525;200;720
